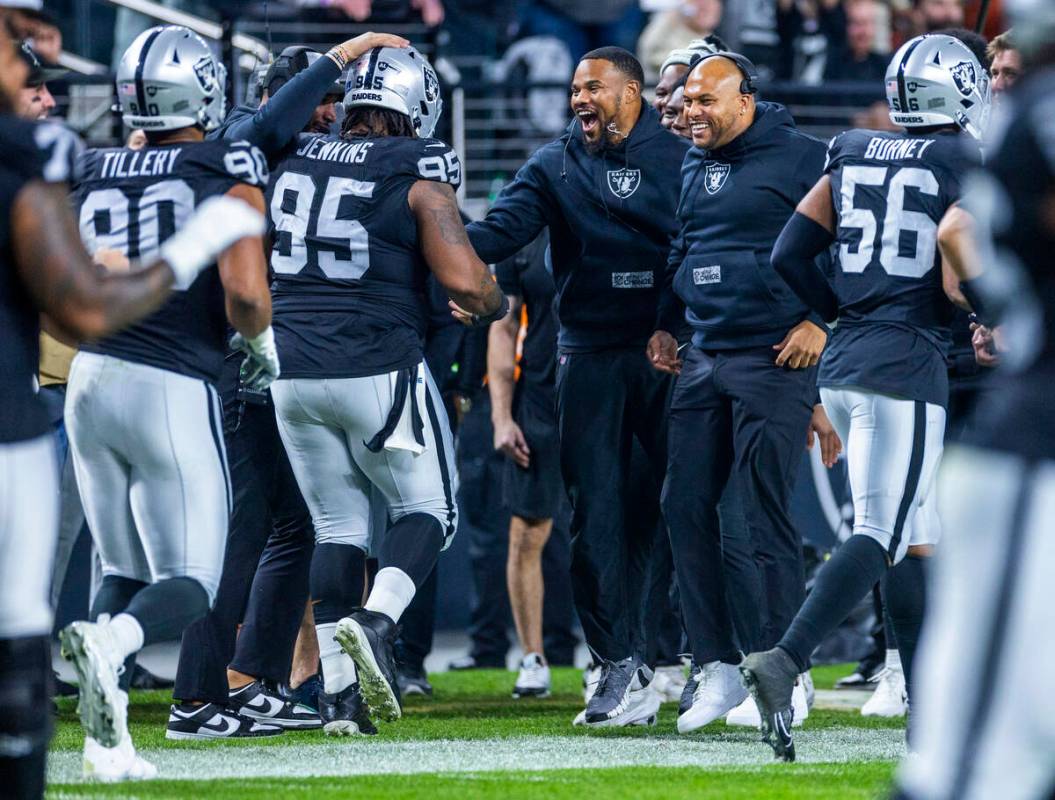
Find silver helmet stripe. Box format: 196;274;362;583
134;27;164;116
896;36;925;117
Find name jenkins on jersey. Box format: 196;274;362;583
267;133;461;379
819;129;981;407
72;139;268;384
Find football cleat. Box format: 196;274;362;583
318;683;378;736
512;653;551;699
165;703;284;741
335;609;402;722
861;666;907;717
396;663;433;698
677;661;748;734
740;648;799;762
228;680;322;729
59;618;126;748
83;732;157;783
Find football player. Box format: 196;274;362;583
896;1;1055;795
0;16;263;797
58;26;280;777
741;33;990;760
265;45;505;732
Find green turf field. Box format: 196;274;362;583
47;664;903;798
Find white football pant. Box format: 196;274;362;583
898;447;1055;800
65;352;229;603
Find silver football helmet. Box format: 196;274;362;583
343;46;442;138
116;26;227;132
885;34;991;141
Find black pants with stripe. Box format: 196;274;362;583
174;357;314;704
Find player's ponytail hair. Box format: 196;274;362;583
341;107;416;139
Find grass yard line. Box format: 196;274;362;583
47;728;905;784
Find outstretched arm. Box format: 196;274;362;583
410;179;505;320
466;157;552;265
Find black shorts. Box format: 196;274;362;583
502;387;563;520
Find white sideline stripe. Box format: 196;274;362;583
47;729;905;784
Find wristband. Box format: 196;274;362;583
326;46;349;70
472;293;510;327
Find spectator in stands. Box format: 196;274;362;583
296;0;445;27
518;0;645;63
915;0;965;33
823;0;888;82
638;0;723;81
988;30;1022;96
776;0;843;82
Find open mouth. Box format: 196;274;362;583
690;121;711;138
576;109;600;136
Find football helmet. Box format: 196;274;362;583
115;26;227;132
885;34;990;141
343;46;442;138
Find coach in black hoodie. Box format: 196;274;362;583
468;47;689;726
649;53;839;734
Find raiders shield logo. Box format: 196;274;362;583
704;161;731;194
192;56;218;94
607;168;641;199
951;61;977;97
423;64;440;103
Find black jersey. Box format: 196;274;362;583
819;129;979;407
967;68;1055;459
0;116;81;444
267;133;461;378
73;140;268;384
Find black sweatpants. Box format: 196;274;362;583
173;359;314;704
662;345;816;665
556;348;670;663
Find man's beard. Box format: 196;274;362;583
582;96;622;156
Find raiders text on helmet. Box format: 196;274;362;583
116;26;227;132
885;34;991;141
343;46;443;138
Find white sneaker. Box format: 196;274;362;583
677;661;748;734
513;653;551;699
802;670;815;710
861;666;907;717
573;666;660;727
650;664;687;704
792;676;809;725
83;714;157;783
727;676;809;728
725;694;761;727
582;663;602;703
60;617;127;748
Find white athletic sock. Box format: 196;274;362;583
885;648;902;672
317;622;357;695
106;613;145;661
364;567;416;624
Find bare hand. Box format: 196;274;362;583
647;330;682;374
449;300;476;327
970;322;1002;368
494;417;530;468
807;403;841;467
94;247;130;272
335;31;411;62
411;0;445;27
333;0;372;21
774;320;826;369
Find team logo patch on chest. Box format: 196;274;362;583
951;61;977;96
704;161;731;194
607;168;641;199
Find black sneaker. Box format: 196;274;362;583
396;663;433;698
584;657;637;725
130;663;174;690
165;703;284;741
679;662;700;716
318;683;378;736
740;648;800;762
228;680;322;729
275;674;323;713
334;609;402;722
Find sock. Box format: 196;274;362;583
316;622;358;695
122;577;209;645
365;567;416;624
885;648;902;672
106;613;145;662
779;536;889;672
379;513;444;587
883;555;927;704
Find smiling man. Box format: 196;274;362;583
467;47;689;729
650;52;838;737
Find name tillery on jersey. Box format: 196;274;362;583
862;136;937;162
295;137;374;165
100;148;182;180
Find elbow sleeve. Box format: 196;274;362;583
773;212;839;323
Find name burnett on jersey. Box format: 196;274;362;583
862;136;937;162
295;138;374;165
100;148;182;180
